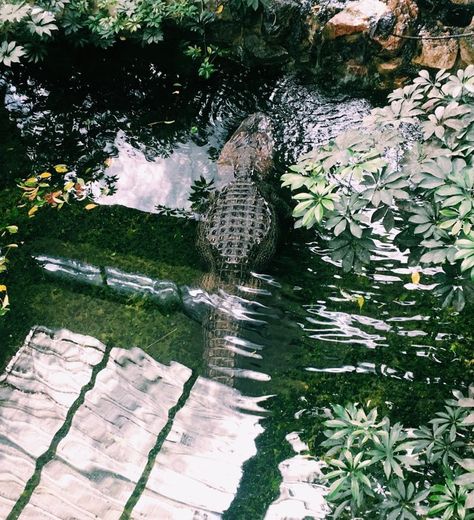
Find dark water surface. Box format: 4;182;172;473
0;47;472;519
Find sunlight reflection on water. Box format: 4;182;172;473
95;130;217;214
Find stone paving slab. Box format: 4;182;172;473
0;327;105;518
0;327;267;519
23;347;191;519
132;377;266;519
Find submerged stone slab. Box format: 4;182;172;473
35;255;104;286
265;433;330;520
23;347;191;520
133;377;267;518
104;266;181;306
0;327;268;519
34;254;182;308
0;327;105;518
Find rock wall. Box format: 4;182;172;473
206;0;474;91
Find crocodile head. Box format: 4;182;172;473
216;112;275;183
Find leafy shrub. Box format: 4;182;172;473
228;0;268;12
320;386;474;519
0;0;203;66
281;67;474;310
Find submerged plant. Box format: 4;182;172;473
282;66;474;310
319;387;474;519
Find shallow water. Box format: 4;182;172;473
0;48;471;519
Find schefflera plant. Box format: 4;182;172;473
282;66;474;310
319;385;474;520
0;0;203;66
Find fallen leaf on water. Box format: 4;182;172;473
54;164;68;173
85;203;98;210
411;271;421;285
149;120;176;126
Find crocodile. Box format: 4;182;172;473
197;113;277;386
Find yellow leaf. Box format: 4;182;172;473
54;164;68;173
85;203;98;210
26;177;37;184
411;271;421;285
28;206;38;217
39;172;52;179
356;295;365;310
216;3;224;13
64;181;75;191
0;285;6;292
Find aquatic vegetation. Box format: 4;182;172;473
0;163;97;315
320;387;474;519
282;66;474;309
184;43;223;79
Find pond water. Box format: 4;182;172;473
0;46;472;519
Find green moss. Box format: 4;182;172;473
25;203;204;283
0;252;203;371
0;196;207;371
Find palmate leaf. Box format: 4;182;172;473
0;3;30;23
428;480;471;519
368;422;416;479
281;66;474;307
455;233;474;279
27;7;58;37
408;423;465;467
430;405;469;442
0;40;25;66
383;479;430;520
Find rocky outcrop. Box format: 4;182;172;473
202;0;474;91
373;0;419;55
412;31;460;69
460;18;474;64
323;0;390;40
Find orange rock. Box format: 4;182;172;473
412;32;459;69
324;0;389;40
